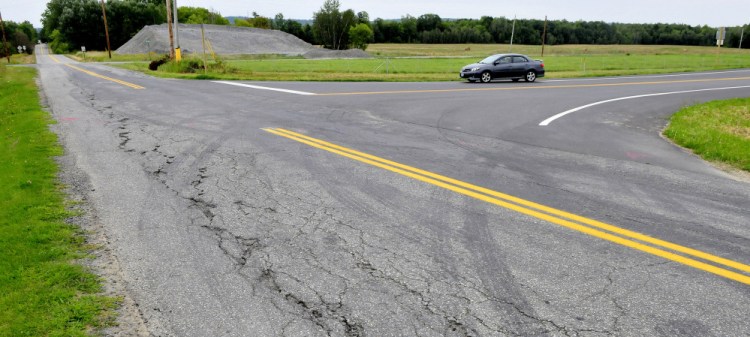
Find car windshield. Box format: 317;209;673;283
478;55;500;64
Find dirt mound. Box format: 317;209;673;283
116;24;370;58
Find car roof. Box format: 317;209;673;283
491;53;527;58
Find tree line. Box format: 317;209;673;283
37;0;749;54
0;19;37;57
368;15;748;48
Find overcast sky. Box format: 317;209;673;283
1;0;748;28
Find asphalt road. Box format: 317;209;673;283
35;45;749;336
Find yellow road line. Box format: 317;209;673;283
314;76;750;96
275;128;750;274
49;55;144;89
264;128;750;285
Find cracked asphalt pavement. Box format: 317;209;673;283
35;45;749;336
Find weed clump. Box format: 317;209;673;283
148;55;170;71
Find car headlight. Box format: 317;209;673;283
471;67;480;72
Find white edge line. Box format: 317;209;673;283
539;85;750;126
213;81;316;96
544;69;750;83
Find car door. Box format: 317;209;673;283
511;56;529;77
492;56;513;78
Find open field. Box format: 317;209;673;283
366;43;749;57
0;64;116;336
106;44;750;81
664;98;750;172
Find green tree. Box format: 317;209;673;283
372;18;403;43
349;23;373;50
273;13;286;30
178;6;229;25
234;18;252;27
312;0;356;49
42;0;167;51
417;14;443;32
235;12;272;29
0;20;37;56
356;11;370;26
18;21;37;45
401;15;417;43
48;29;69;53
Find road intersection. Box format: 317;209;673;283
36;45;750;336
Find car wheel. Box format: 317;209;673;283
525;70;537;82
480;71;492;83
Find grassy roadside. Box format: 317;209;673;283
0;64;116;336
2;54;36;65
664;98;750;172
104;44;750;82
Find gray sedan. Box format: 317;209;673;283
460;54;545;83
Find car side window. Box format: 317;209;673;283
499;57;511;64
513;56;528;63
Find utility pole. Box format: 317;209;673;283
740;26;745;50
0;10;10;63
201;23;207;73
172;0;181;61
100;0;112;59
509;15;516;52
165;0;175;59
541;16;548;57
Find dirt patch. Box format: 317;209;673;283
302;48;372;59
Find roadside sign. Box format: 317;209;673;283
716;27;726;46
81;46;86;52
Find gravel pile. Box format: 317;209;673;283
116;24;370;59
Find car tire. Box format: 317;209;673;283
480;71;492;83
525;70;537;82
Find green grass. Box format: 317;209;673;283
68;51;157;62
0;64;117;336
366;43;745;57
108;44;750;82
664;98;750;172
2;54;36;65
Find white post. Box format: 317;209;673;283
740;27;745;49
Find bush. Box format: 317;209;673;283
155;57;234;74
349;23;374;51
48;29;69;54
148;55;170;71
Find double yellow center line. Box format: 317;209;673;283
264;127;750;285
49;55;144;89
